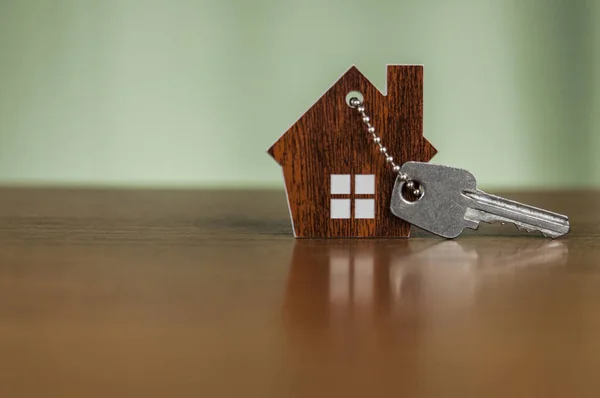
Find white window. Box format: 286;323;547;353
330;199;351;219
329;174;375;219
330;174;351;194
355;174;375;194
354;199;375;219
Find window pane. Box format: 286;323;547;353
355;174;375;194
331;174;351;194
355;199;375;219
330;199;351;219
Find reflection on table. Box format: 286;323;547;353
281;239;570;396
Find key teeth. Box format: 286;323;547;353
499;220;557;238
478;214;547;236
541;231;558;239
516;225;535;233
465;207;568;239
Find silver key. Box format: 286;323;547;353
390;162;570;239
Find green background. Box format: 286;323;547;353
0;0;598;189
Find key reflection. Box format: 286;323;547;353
284;240;568;330
280;239;569;395
283;239;569;347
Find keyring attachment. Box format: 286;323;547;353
348;96;424;199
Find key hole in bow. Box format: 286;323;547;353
400;181;424;203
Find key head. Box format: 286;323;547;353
391;162;478;238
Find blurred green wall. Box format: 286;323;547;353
0;0;597;189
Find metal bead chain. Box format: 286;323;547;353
348;97;423;198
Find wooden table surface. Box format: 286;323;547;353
0;188;598;397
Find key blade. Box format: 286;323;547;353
462;190;570;238
464;208;566;238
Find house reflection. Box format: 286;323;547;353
282;239;569;339
282;240;413;338
280;239;569;394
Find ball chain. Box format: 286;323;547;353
349;97;423;198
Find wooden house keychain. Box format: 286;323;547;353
267;65;570;239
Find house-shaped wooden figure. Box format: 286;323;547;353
268;65;437;238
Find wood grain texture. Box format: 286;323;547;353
0;188;598;398
268;65;436;238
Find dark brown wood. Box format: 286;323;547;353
268;65;436;238
0;188;598;398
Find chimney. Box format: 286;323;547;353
386;65;423;121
